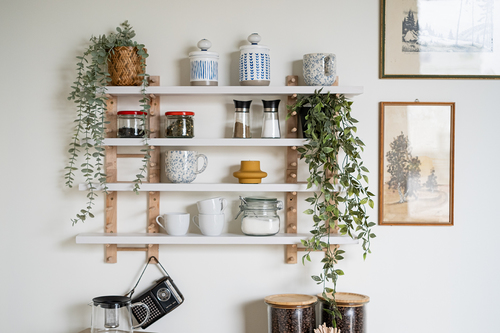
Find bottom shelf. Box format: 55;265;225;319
76;232;358;245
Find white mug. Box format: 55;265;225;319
192;213;225;236
197;197;227;214
156;213;190;236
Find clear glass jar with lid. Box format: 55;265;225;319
317;292;370;333
117;111;147;138
265;294;317;333
165;111;195;138
236;196;283;236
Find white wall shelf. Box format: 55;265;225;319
105;85;363;96
103;138;308;147
76;232;358;245
78;76;362;264
78;182;322;192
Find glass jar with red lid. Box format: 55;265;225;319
165;111;195;138
117;111;147;138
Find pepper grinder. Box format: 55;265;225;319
261;100;281;138
233;100;252;138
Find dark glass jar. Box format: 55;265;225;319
317;292;369;333
117;111;147;138
165;111;195;138
265;294;317;333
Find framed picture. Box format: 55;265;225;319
379;102;455;226
381;0;500;79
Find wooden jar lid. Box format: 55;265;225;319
317;292;370;307
265;294;318;308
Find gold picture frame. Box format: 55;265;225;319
380;0;500;79
379;102;455;225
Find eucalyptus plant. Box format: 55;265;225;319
287;90;375;326
65;21;150;225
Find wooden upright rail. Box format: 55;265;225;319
104;76;161;264
285;75;299;264
105;95;118;263
147;76;161;263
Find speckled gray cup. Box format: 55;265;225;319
303;53;337;86
165;150;208;183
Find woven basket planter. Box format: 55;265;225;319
107;46;147;86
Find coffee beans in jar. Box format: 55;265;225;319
165;111;195;138
117;111;147;138
265;294;317;333
317;292;369;333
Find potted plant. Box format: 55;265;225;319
64;21;150;225
287;90;376;327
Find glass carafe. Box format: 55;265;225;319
91;295;149;333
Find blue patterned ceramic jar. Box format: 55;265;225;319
165;150;208;183
189;39;219;86
303;53;337;86
239;33;270;86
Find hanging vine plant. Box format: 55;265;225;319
287;89;375;327
65;21;150;225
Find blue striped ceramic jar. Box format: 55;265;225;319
189;39;219;86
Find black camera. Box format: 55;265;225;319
131;275;185;329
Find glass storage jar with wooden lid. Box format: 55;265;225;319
265;294;317;333
317;292;370;333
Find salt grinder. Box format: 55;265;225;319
261;100;280;138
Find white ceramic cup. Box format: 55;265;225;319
192;213;225;236
197;197;227;214
156;213;190;236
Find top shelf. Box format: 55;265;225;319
104;85;363;96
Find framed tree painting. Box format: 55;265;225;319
379;102;455;226
381;0;500;79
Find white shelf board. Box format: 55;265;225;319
76;232;358;245
78;182;321;192
103;138;308;147
104;85;363;96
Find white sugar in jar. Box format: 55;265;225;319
237;196;283;236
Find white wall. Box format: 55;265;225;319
1;0;499;332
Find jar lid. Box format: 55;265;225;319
265;294;317;307
317;292;370;307
243;196;278;202
165;111;195;116
93;295;131;308
189;39;219;58
117;111;147;115
262;99;280;111
240;33;269;51
234;100;252;111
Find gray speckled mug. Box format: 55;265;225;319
303;53;337;86
165;150;208;183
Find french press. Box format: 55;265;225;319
91;295;150;333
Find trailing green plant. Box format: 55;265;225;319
65;21;150;225
287;89;375;327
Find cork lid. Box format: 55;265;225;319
317;292;370;307
265;294;317;307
